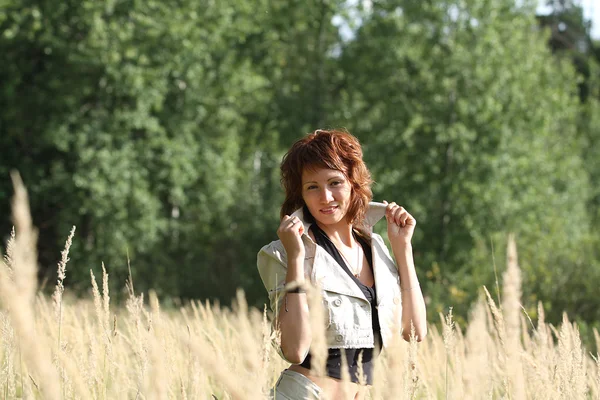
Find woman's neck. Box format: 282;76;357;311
315;221;355;247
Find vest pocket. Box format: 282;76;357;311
322;292;370;329
322;292;344;329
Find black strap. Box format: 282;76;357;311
309;224;375;295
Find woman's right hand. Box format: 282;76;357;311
277;215;305;261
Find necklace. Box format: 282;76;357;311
315;225;363;277
336;237;363;278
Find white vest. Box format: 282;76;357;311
257;202;404;362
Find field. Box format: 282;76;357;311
1;180;599;400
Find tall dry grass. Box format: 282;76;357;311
1;177;599;399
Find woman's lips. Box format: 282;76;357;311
320;206;338;214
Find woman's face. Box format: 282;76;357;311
301;167;352;227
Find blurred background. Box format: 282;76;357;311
1;0;599;339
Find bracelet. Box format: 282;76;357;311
283;281;307;312
284;281;307;293
287;287;306;294
284;290;306;312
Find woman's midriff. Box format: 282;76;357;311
288;364;365;400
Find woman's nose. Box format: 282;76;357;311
320;188;334;202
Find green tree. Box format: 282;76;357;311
535;1;600;333
333;0;591;321
0;0;349;304
0;0;271;297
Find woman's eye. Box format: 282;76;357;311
307;185;317;190
331;181;341;186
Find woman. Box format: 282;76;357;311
257;129;427;399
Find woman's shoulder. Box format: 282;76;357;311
258;240;287;264
257;240;289;287
370;232;395;259
370;232;386;246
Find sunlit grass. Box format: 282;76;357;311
1;175;599;399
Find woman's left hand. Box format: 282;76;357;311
383;201;416;245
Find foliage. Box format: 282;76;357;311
0;0;599;331
334;0;592;321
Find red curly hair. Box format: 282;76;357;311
280;129;373;229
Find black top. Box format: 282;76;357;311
299;224;382;385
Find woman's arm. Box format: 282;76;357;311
384;201;427;341
391;241;427;341
275;215;312;363
276;255;312;364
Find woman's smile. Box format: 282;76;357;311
301;167;352;226
319;205;339;214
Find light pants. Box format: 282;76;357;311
271;369;323;400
